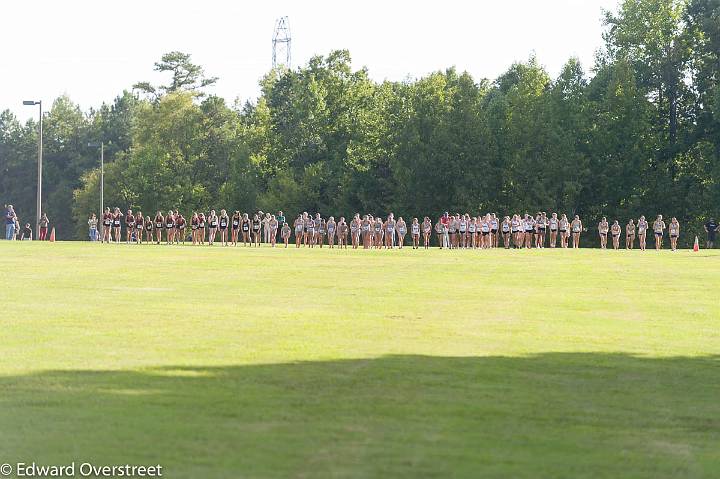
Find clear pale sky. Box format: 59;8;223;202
2;0;619;122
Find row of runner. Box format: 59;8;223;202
91;208;682;251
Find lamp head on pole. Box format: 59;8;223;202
88;142;101;148
23;100;40;106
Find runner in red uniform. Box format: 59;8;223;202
125;209;135;243
154;211;164;244
102;207;112;243
191;213;200;245
176;213;186;244
112;208;122;244
198;213;206;245
135;211;144;244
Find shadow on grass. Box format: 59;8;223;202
1;353;719;478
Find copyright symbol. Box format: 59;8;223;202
0;463;12;476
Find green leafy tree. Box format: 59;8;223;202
134;51;218;100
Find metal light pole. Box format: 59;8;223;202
23;100;42;232
88;142;104;214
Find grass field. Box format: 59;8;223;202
1;242;719;478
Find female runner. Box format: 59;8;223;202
337;217;348;248
269;215;279;247
231;211;241;246
125;209;135;243
145;215;153;243
467;216;476;248
135;211;144;244
367;215;376;248
637;216;648;251
350;215;360;249
317;218;325;248
669;217;680;251
299;213;308;246
548;213;559;248
191;212;199;245
165;210;175;245
313;213;323;247
511;215;520;248
411;218;420;249
533;213;544;248
326;216;336;247
154;211;164;244
559;214;569;248
466;214;474;248
501;216;511;249
385;214;396;248
435;218;445;249
218;209;229;246
361;215;370;249
241;213;251;246
396;217;407;248
305;214;315;247
372;216;382;248
252;213;262;246
458;215;467;248
307;214;318;248
198;213;206;245
207;210;218;245
112;207;122;244
524;214;535;249
491;214;499;248
102;207;113;243
653;215;666;250
177;213;187;244
518;215;528;249
448;215;457;249
422;217;432;249
532;214;540;248
598;217;609;249
611;220;621;250
293;214;303;248
625;219;636;249
478;215;489;249
173;210;182;244
281;222;291;247
571;215;583;248
368;215;375;248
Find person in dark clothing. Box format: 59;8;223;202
20;223;32;240
704;218;718;249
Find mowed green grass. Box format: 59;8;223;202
1;241;719;478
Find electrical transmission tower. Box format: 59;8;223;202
272;16;291;69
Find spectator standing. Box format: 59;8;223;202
704;218;718;249
5;205;17;240
276;210;286;244
39;213;49;240
440;212;450;249
88;214;99;241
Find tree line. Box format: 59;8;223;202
1;0;718;246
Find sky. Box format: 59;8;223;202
1;0;620;122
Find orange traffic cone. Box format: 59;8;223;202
49;227;56;242
693;235;699;252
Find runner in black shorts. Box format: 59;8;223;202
218;209;229;246
231;211;241;246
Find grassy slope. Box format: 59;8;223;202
1;242;719;478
